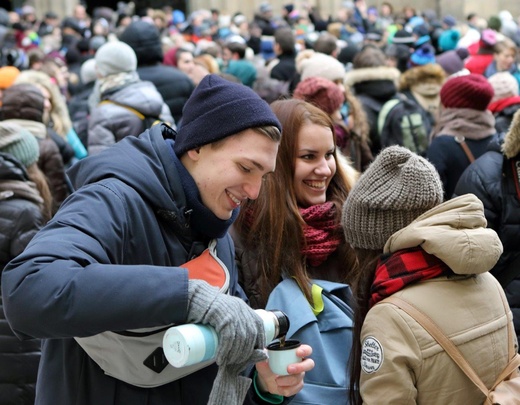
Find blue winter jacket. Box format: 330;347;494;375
1;125;277;405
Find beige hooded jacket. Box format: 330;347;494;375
360;194;514;404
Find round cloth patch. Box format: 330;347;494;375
361;336;384;374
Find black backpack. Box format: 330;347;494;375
377;94;429;156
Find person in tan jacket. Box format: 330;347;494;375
341;145;514;404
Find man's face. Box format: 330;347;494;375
184;129;279;219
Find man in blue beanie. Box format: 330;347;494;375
1;74;314;405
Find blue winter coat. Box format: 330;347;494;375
1;125;278;405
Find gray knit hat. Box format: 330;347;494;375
95;41;137;77
342;146;443;250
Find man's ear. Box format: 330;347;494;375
186;148;201;161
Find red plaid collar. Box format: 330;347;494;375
370;247;452;307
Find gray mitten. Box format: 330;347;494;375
187;280;268;405
187;279;267;366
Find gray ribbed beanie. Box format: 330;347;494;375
342;146;443;250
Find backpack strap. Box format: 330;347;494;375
99;100;162;127
454;135;475;163
381;296;492;397
99;99;147;120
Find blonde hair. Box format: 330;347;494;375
14;70;72;138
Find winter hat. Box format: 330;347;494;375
479;28;497;49
440;73;494;110
409;44;436;66
297;50;345;83
89;35;106;52
0;65;20;89
0;122;40;167
438;29;461;52
341;145;443;250
488;71;519;102
95;41;137;77
80;58;97;84
442;15;457;28
488;16;502;31
174;74;281;156
119;20;164;65
293;76;345;115
391;29;415;46
436;48;468;75
2;83;45;123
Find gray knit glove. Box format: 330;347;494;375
187;279;268;404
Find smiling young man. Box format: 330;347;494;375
1;74;313;405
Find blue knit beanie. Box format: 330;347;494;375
174;74;282;156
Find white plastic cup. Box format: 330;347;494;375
267;339;302;376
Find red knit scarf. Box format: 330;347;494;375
299;202;343;267
370;247;452;307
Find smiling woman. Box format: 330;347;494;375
232;98;359;308
230;98;359;403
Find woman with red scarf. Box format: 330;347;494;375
342;145;514;404
231;98;359;310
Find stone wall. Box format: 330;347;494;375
188;0;520;23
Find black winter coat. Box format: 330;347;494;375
1;126;290;405
454;138;520;348
427;134;496;200
0;153;43;404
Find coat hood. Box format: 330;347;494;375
67;124;185;217
384;194;503;275
502;108;520;158
344;66;400;88
399;63;446;91
105;80;169;118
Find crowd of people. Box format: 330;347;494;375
0;1;520;404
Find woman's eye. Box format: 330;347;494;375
239;164;251;173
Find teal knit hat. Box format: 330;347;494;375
0;122;40;167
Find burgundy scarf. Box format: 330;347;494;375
370;247;452;307
299;202;343;267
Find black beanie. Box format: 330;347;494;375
174;74;282;156
119;20;163;65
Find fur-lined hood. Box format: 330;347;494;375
399;64;446;91
503;109;520;158
344;66;400;88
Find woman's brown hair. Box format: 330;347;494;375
26;162;53;223
234;98;357;304
348;248;382;405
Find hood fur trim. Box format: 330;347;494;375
399;64;446;91
344;66;400;88
503;109;520;158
